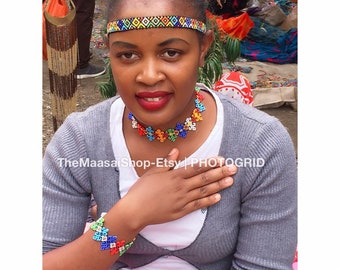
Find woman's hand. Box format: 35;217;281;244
43;148;237;270
119;148;237;231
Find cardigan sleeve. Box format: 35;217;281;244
231;118;297;270
42;112;93;253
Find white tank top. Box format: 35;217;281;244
110;89;224;269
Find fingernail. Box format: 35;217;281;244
224;177;233;185
168;148;176;156
227;164;236;173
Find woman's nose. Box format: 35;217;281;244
136;58;166;85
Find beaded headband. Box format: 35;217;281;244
107;15;207;34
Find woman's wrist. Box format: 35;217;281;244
105;197;145;238
90;213;136;256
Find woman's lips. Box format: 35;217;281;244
136;92;172;111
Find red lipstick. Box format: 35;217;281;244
136;91;172;111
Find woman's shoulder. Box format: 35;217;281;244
45;97;121;159
218;92;276;125
64;96;119;128
200;84;294;151
49;96;120;148
76;96;119;118
197;83;277;126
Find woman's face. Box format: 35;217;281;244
108;0;212;129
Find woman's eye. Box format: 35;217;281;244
121;52;136;59
163;50;180;58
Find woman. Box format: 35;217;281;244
43;0;297;269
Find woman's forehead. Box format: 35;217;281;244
108;27;200;48
110;0;196;20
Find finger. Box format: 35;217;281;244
182;177;234;213
182;163;237;191
177;156;233;178
182;193;223;214
186;176;234;202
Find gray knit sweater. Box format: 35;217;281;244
43;91;297;270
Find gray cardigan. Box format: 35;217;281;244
43;92;297;269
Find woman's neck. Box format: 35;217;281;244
123;89;217;176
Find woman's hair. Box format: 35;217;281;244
107;0;208;23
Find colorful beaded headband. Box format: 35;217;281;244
107;15;207;34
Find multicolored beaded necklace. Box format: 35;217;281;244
128;87;206;142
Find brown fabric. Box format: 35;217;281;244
254;5;286;26
229;61;297;109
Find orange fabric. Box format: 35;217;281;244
42;0;70;60
206;10;254;40
45;0;69;17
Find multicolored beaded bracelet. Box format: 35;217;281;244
107;15;207;34
90;213;135;256
128;87;206;142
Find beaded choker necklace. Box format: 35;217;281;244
128;87;206;142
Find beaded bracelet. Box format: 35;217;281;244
90;213;135;256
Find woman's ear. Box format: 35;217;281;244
199;29;214;67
